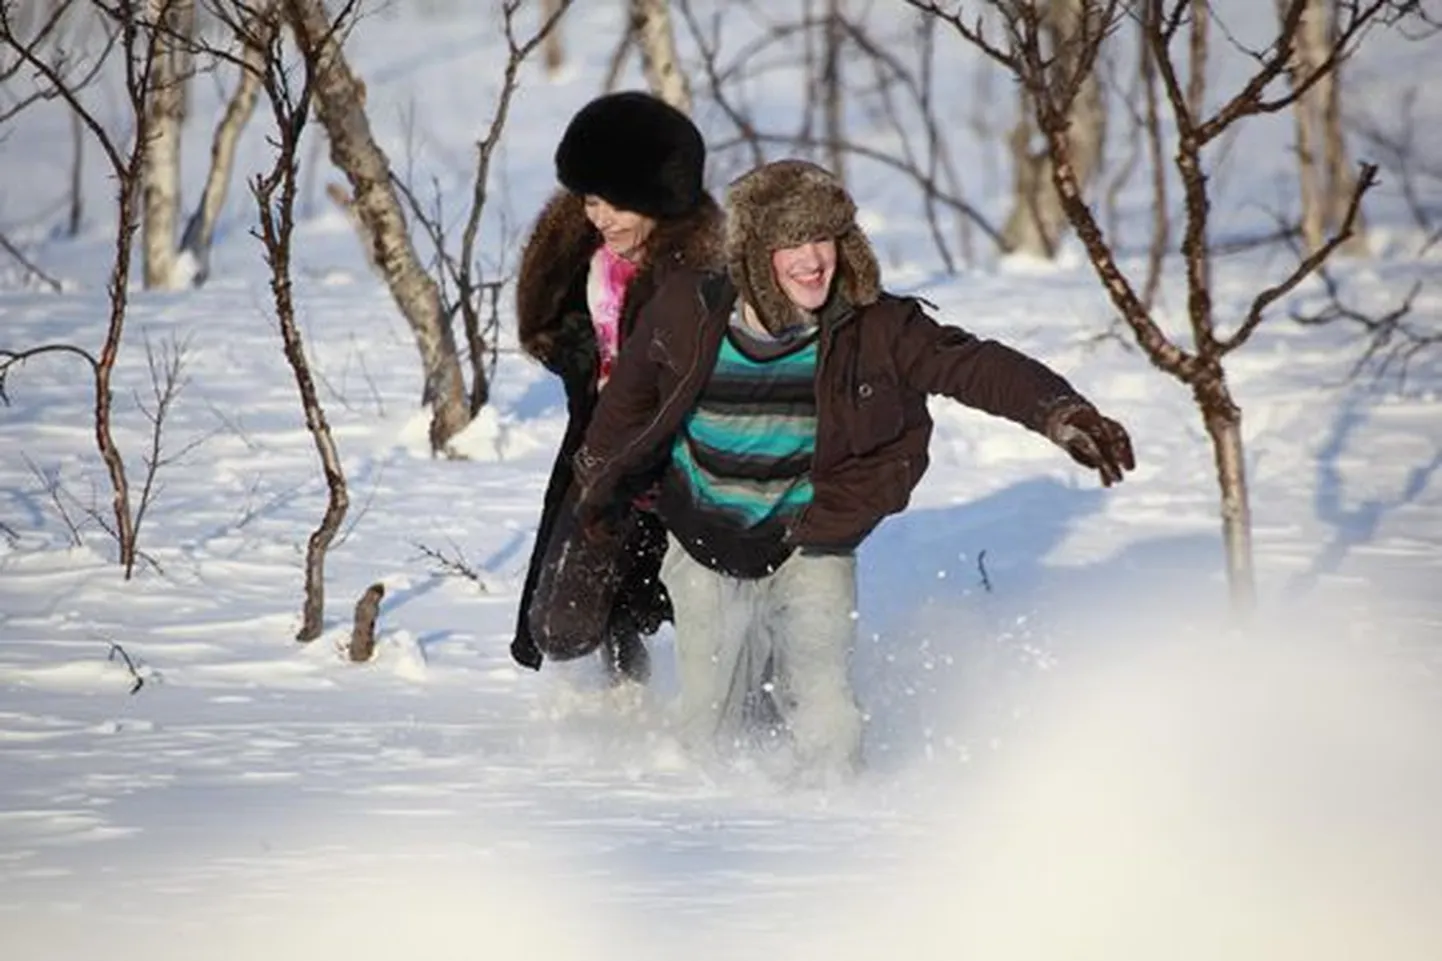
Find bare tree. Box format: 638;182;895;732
180;0;279;287
631;0;691;112
249;0;348;642
141;0;196;289
393;0;572;415
821;0;846;183
0;0;168;578
541;0;565;77
905;0;1409;614
283;0;469;455
1279;0;1368;256
999;0;1107;257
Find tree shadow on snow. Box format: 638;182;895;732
1286;396;1442;600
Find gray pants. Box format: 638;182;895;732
659;536;864;780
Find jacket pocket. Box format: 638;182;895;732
847;375;906;456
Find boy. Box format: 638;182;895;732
573;160;1134;781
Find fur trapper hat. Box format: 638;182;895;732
725;159;881;332
554;92;705;219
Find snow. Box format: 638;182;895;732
3;2;1442;958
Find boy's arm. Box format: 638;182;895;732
890;300;1134;484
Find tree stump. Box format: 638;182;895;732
348;582;385;663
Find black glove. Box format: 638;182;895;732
1046;402;1135;487
510;635;543;671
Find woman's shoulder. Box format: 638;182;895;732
649;191;726;272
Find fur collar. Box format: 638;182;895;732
516;189;725;363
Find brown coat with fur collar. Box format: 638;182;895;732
573;271;1088;554
510;189;723;669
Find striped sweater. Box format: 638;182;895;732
659;320;819;577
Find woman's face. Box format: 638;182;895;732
583;196;656;261
771;239;838;311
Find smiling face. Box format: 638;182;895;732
583;196;656;261
770;239;838;311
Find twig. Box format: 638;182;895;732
976;549;992;594
22;453;85;547
413;539;488;592
106;641;145;694
131;331;204;547
0;232;63;292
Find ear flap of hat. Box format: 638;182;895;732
836;226;881;307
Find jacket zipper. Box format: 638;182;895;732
791;307;854;542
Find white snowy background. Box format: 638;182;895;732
2;2;1441;958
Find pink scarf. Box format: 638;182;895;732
586;244;639;386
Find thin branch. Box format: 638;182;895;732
1292;267;1436;386
711;129;1005;248
0;343;100;406
674;0;765;168
22;453;86;547
1219;163;1379;353
899;0;1015;69
0;232;63;292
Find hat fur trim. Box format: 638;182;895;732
725;160;880;332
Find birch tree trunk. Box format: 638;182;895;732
1283;0;1367;255
541;0;565;77
630;0;691;113
822;0;845;184
1199;384;1255;615
68;109;85;237
141;0;194;289
1000;0;1104;257
285;0;470;454
180;0;277;287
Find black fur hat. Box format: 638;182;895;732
554;92;705;219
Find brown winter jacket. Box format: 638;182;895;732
510;189;724;669
573;271;1091;552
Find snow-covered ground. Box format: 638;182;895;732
3;3;1441;958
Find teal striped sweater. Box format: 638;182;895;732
659;321;819;577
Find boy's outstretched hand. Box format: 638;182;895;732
1047;403;1136;487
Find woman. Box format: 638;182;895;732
511;91;723;684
